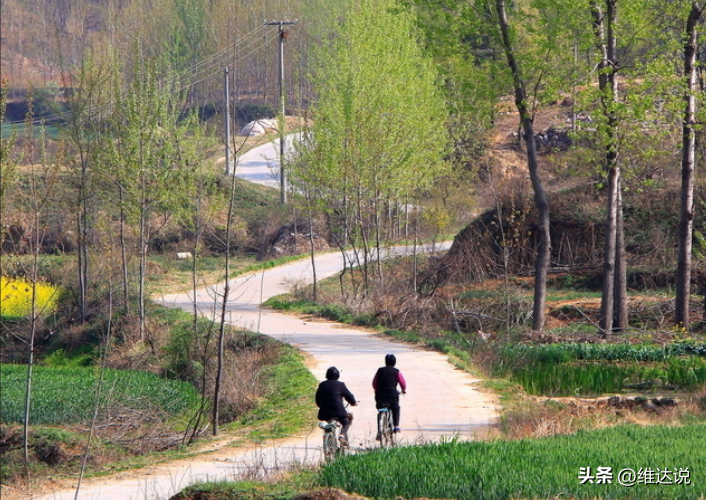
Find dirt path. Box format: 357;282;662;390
22;244;498;500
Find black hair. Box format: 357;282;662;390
326;366;340;380
385;354;396;366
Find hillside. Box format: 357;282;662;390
0;0;102;89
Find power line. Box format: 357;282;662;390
182;36;273;90
2;24;276;126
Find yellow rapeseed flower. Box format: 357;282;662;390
0;276;60;319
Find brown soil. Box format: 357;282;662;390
290;489;368;500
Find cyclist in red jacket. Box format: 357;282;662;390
372;354;407;437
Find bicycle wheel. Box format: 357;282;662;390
386;410;396;448
379;409;394;449
323;431;338;462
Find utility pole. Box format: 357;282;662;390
224;67;233;175
265;20;297;204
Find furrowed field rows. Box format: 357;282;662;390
492;342;706;396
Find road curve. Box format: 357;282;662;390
25;138;498;500
28;244;498;500
233;133;302;188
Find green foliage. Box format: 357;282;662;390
294;0;451;260
319;424;706;500
234;103;275;126
457;289;498;300
262;298;366;326
41;349;94;368
164;0;212;76
27;85;68;122
498;342;706;364
0;81;18;211
0;364;201;425
493;342;706;396
162;318;209;384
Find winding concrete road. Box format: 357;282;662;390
29;246;497;500
233;133;302;188
25;139;498;500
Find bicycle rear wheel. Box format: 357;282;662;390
323;431;338;462
378;409;395;449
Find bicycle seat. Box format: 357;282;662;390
377;407;391;412
319;421;339;430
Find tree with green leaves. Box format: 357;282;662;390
13;105;62;469
163;0;214;108
60;44;118;322
293;0;450;293
100;51;197;343
579;1;688;333
588;0;626;334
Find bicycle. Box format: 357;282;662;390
376;406;395;449
319;419;344;462
319;403;354;462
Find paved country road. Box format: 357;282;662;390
28;245;498;500
233;133;302;188
23;140;498;500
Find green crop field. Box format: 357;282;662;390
1;123;61;140
319;424;706;500
1;364;201;425
491;342;706;396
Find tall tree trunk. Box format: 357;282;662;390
77;159;89;322
138;202;147;343
495;0;551;331
22;147;57;472
592;0;624;334
600;165;619;333
76;278;113;496
306;188;319;302
676;3;703;329
22;215;40;468
374;193;384;284
214;147;240;436
119;187;130;314
614;182;628;330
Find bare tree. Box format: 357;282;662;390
17;111;60;471
494;0;551;332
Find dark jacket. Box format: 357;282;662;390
315;380;356;421
372;366;406;401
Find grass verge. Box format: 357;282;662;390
228;346;318;441
170;473;318;500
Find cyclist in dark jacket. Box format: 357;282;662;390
315;366;357;445
372;353;407;436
